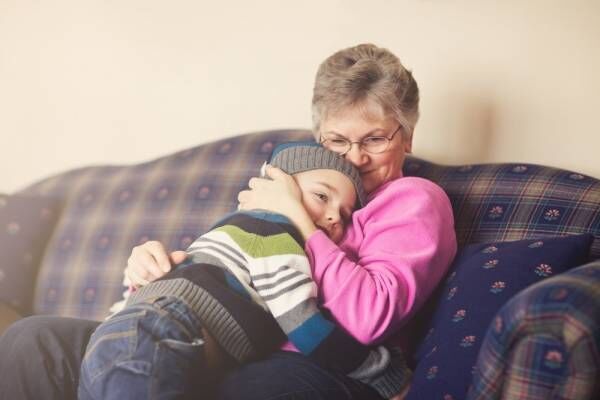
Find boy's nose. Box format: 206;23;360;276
326;210;341;224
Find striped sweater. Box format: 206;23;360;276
127;210;394;385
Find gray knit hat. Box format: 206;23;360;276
269;141;367;207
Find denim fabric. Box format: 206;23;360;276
0;314;382;400
216;350;384;400
79;296;207;400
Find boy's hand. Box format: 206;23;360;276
125;241;187;288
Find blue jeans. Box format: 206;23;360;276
79;296;208;400
1;315;383;400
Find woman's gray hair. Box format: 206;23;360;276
312;43;420;140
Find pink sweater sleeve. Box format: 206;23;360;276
305;177;457;345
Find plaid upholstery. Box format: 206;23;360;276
20;130;312;319
467;260;600;399
401;158;600;259
17;128;599;398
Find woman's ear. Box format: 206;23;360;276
403;134;414;154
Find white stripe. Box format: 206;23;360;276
264;281;317;318
252;266;299;286
249;253;312;277
255;272;314;298
248;254;316;318
187;230;247;266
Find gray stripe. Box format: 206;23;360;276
274;298;319;333
127;278;254;362
186;252;248;278
260;277;314;301
192;237;247;264
252;264;293;280
188;244;249;273
253;269;304;291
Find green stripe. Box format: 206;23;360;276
215;225;305;258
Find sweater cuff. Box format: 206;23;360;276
127;278;254;362
358;346;412;399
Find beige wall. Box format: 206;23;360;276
1;0;599;193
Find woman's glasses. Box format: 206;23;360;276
320;125;401;155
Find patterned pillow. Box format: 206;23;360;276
406;233;594;400
0;194;62;315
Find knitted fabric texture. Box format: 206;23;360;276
268;141;367;207
127;210;408;398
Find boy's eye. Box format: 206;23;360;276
314;192;328;202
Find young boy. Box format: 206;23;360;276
79;142;406;400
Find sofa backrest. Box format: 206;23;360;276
20;129;599;320
402;157;600;259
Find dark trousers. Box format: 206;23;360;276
0;315;383;400
0;315;99;400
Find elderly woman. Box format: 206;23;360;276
0;44;457;400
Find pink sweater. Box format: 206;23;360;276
281;176;457;351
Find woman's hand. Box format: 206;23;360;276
238;166;302;215
237;166;317;239
125;241;187;288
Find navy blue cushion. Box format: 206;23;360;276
406;233;593;400
0;194;62;315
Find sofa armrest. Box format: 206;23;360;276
467;260;600;400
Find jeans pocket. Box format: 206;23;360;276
143;335;206;398
82;309;146;383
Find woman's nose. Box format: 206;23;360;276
343;145;368;167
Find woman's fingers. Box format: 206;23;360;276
264;165;285;180
125;266;150;288
144;241;172;273
169;250;187;265
237;168;301;217
237;190;250;209
247;177;261;189
126;241;174;287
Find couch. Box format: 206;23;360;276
1;129;598;399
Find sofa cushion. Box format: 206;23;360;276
0;193;62;315
406;233;593;400
468;260;600;399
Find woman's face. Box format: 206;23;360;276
319;107;413;194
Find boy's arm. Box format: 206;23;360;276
247;230;411;398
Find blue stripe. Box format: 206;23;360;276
224;270;252;300
288;313;334;355
210;210;293;230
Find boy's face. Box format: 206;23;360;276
293;169;357;243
